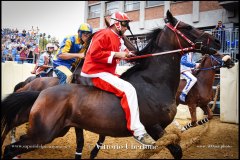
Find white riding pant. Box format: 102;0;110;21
181;71;197;95
91;73;146;137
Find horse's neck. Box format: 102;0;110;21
72;62;83;83
197;67;216;93
126;52;181;104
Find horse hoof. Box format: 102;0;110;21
90;146;99;159
167;144;183;159
75;155;82;159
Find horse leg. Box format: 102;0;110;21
166;144;183;159
90;135;106;159
3;118;69;159
189;104;198;125
201;104;213;120
189;104;211;126
146;124;165;141
75;128;84;159
182;104;197;131
75;128;105;159
2;133;52;159
146;124;182;159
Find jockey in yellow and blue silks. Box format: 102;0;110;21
53;23;93;84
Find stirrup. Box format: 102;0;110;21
180;93;187;102
134;133;156;146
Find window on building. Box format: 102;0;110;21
124;1;140;12
89;4;100;18
105;1;119;16
146;1;164;7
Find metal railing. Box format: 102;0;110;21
210;28;239;61
122;28;239;66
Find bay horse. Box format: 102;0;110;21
8;20;137;159
175;53;235;131
13;68;53;92
1;10;221;159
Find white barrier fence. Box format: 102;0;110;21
1;61;35;99
1;62;239;124
1;62;130;99
220;62;239;124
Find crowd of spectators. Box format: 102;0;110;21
1;26;59;64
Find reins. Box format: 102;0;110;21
195;55;224;71
123;20;206;61
123;47;194;60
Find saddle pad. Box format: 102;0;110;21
56;66;72;76
56;65;73;83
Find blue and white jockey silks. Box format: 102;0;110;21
180;52;197;102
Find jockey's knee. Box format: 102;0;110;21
192;76;197;84
123;81;137;95
66;74;73;84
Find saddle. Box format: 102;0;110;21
72;74;94;86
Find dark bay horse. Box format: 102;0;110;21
13;68;53;92
1;10;221;159
175;53;235;131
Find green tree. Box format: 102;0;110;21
39;37;48;51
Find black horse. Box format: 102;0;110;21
1;11;221;159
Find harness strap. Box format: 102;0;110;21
123;46;194;60
166;22;195;46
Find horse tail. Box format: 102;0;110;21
1;91;40;146
13;81;27;92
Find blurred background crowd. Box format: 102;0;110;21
1;26;59;64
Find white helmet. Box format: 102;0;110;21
46;43;54;50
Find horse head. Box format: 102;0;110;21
164;10;221;55
198;53;235;71
221;55;235;69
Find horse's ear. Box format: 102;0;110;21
164;10;174;24
167;10;173;19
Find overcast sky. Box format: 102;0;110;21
2;1;86;41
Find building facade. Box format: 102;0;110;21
84;1;239;58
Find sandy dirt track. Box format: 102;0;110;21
2;116;239;159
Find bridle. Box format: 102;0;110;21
196;55;225;71
123;20;218;60
165;20;217;55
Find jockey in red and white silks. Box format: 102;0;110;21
180;52;199;102
81;11;155;146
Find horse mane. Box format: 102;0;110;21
82;27;163;79
193;55;208;76
13;81;27;92
121;28;163;79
